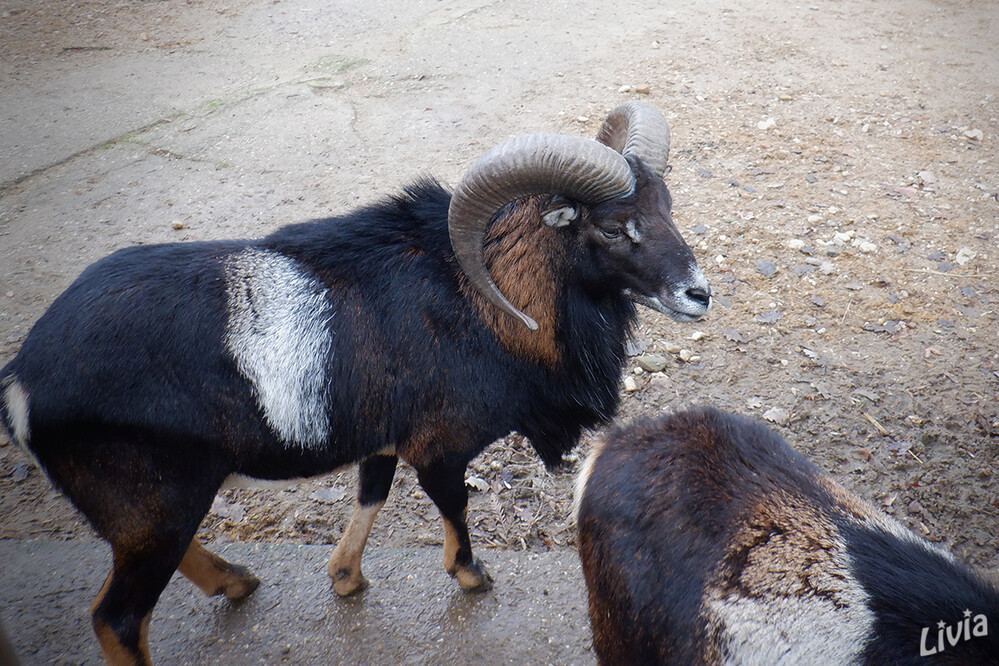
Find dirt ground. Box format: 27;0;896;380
1;0;996;586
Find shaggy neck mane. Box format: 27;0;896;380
460;196;568;369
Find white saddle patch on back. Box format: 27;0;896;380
225;248;334;448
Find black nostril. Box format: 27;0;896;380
686;286;711;307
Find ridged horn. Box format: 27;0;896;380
448;133;635;331
595;102;671;178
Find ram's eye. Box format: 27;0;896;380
601;227;623;239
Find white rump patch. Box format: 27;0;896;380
2;375;31;448
225;248;334;449
706;540;875;665
571;437;606;524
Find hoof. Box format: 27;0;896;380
331;567;369;597
455;558;494;592
222;564;261;602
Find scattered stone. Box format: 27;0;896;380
757;117;776;130
756;259;777;277
757;309;782;324
690;330;706;341
857;240;877;253
807;214;823;223
937;261;954;273
723;328;745;342
819;261;835;274
805;173;818;184
171;220;185;230
634;84;651;95
811;294;826;307
927;250;946;262
963;128;984;141
955;247;975;265
692;224;709;234
635;354;668;373
465;475;489;492
623;376;640;392
832;230;854;245
763;406;790;425
778;94;793;102
787;239;805;250
792;264;815;276
697;168;713;178
917;170;936;185
678;349;694;362
618;85;633;93
663;342;682;354
960;286;976;299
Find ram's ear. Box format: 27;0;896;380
542;196;580;228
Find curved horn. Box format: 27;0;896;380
595;102;671;178
449;133;635;331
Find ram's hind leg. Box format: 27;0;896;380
329;454;398;596
417;463;493;592
178;538;260;602
39;431;226;665
92;535;192;666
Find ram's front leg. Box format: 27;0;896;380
416;462;494;592
329;454;398;596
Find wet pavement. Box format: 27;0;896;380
0;539;594;665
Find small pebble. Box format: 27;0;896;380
635;354;668;373
171;221;185;230
763;407;790;425
678;349;693;362
756;259;777;278
634;85;651;95
955;247;975;265
787;239;805;250
690;330;706;341
664;342;682;354
963;128;984;141
623;376;640;392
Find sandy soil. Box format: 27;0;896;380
1;0;996;582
